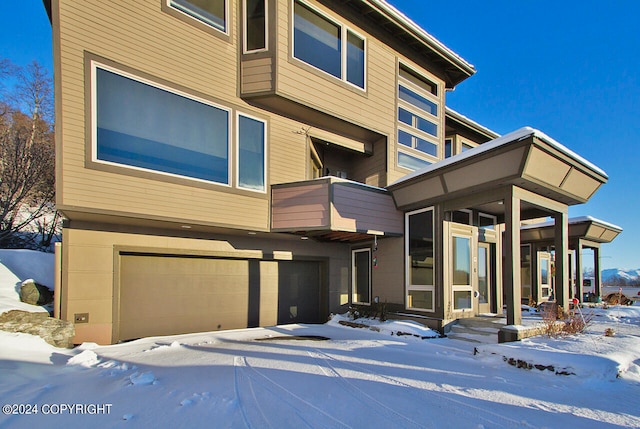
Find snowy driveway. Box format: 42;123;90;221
2;312;640;428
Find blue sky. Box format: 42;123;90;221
2;1;638;269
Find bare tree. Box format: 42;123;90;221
0;60;57;249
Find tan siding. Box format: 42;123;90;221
275;0;397;137
241;57;274;93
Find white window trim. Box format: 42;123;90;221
243;0;269;54
91;61;233;188
352;248;372;305
291;0;367;90
235;111;268;193
451;233;473;312
405;207;436;312
168;0;229;34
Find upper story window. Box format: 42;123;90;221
293;0;366;89
169;0;227;33
244;0;267;52
396;64;441;170
92;62;266;192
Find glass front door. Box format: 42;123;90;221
477;243;492;314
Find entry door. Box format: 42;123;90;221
477;243;492;314
538;252;552;301
451;226;475;313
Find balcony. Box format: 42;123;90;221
271;177;403;242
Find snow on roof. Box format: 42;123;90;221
367;0;475;75
520;216;623;232
389;127;608;187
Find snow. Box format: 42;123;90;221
0;249;54;316
1;249;640;428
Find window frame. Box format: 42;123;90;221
91;61;233;188
166;0;229;36
291;0;367;90
243;0;268;53
405;207;436;312
352;248;372;305
236;111;267;193
396;64;442;170
451;233;473;312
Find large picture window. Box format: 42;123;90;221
94;65;230;185
293;0;365;89
406;208;435;311
170;0;227;32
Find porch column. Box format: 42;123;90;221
503;190;522;325
575;239;584;302
594;246;602;297
554;211;569;308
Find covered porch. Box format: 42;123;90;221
388;127;609;340
521;216;622;303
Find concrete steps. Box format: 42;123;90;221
445;317;505;344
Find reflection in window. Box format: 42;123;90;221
353;249;371;304
95;67;229;184
293;0;365;88
238;114;266;191
170;0;226;32
406;208;435;311
398;151;431;171
245;0;266;52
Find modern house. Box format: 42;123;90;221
45;0;619;345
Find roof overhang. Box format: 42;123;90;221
388;127;608;215
521;216;622;245
353;0;475;88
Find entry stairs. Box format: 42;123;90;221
446;316;506;344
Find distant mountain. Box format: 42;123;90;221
602;268;640;286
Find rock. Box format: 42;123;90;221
0;310;75;348
20;279;54;306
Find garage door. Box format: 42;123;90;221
118;254;250;341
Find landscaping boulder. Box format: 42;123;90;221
19;279;54;306
0;310;75;348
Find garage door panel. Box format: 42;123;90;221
118;255;249;341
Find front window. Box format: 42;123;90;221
293;0;365;89
237;114;266;191
406;208;435;311
352;249;371;305
397;64;441;170
170;0;226;32
94;66;230;184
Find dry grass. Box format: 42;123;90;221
541;303;594;338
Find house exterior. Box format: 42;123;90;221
45;0;618;345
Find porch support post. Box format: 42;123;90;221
554;211;569;308
594;246;602;297
503;189;522;326
575;239;584;302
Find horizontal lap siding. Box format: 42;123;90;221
275;0;397;138
271;183;330;229
57;0;270;230
331;184;403;234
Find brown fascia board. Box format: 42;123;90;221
363;0;476;87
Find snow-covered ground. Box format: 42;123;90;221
1;250;639;428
